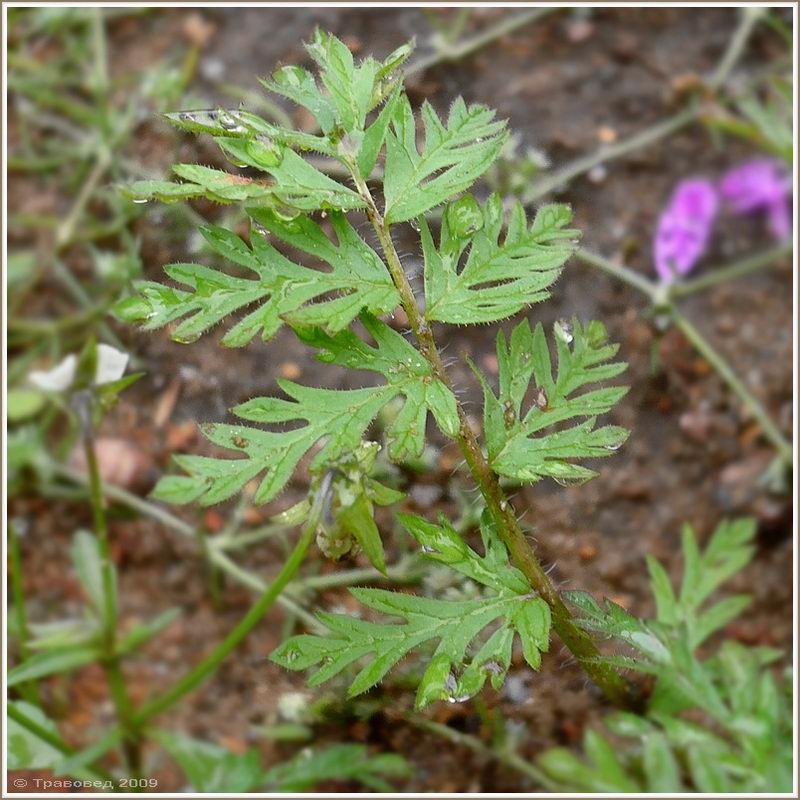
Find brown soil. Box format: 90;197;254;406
9;7;793;793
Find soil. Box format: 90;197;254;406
9;7;793;794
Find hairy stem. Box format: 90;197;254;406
351;170;633;707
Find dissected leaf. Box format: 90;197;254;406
155;732;262;793
472;317;628;485
114;210;399;346
125;150;362;212
152;314;458;505
422;194;578;323
271;511;550;708
383;94;507;223
262;28;410;141
262;743;410;792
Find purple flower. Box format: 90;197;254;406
720;159;792;241
654;179;719;283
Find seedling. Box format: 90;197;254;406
117;30;631;707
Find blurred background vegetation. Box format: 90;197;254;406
6;6;794;793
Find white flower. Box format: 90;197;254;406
29;345;129;393
95;344;129;384
29;354;78;392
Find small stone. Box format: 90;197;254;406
597;125;618;144
577;543;597;562
482;353;499;374
204;509;224;532
70;437;152;491
588;165;608;183
679;410;713;444
279;361;302;380
565;17;594;43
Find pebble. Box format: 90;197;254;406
279;361;302;380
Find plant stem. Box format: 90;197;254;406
8;521;41;706
408;7;556;76
523;6;764;206
708;7;765;90
83;430;142;777
7;703;117;786
43;458;336;624
574;247;792;465
408;716;556;790
670;242;791;297
83;435;118;645
574;247;659;301
524;105;700;204
672;309;792;463
208;547;326;633
351;170;633;708
131;498;322;726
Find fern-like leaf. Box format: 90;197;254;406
114;210;400;346
422;195;578;323
271;511;550;708
472;317;628;485
152;314;459;505
383;95;507;223
125;152;363;212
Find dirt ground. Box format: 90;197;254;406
9;7;793;793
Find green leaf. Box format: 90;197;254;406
262;744;410;792
7;387;47;422
8;645;100;686
337;492;387;575
422;195;578;323
126;153;363;212
263;30;411;142
472;317;628;485
271;511;549;708
7;702;64;771
644;518;756;648
537;736;640;793
642;732;682;792
117;608;181;655
679;518;756;614
383;95;507;223
357;83;402;178
153;314;458;505
154;732;262;793
115;211;399;346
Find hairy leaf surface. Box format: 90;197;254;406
152;314;458;505
423;195;578;323
114;210;399;346
383;95;507;223
472;317;628;485
271;512;550;708
126;151;363;211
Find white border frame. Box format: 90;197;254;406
2;3;797;798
